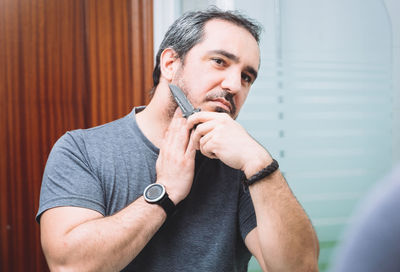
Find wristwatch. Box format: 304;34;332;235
143;183;176;217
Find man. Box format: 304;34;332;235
37;8;319;272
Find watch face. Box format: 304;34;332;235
144;184;165;202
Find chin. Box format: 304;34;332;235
214;106;237;119
200;103;237;119
215;106;230;114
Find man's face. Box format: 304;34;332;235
171;19;260;119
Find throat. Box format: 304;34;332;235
135;105;172;149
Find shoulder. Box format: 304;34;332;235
47;109;138;166
84;111;135;141
61;109;138;149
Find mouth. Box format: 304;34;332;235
211;98;232;113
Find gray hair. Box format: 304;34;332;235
151;7;262;95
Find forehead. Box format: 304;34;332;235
194;19;260;68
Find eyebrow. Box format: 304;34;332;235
208;50;258;80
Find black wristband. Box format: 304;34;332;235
242;159;279;187
158;194;176;218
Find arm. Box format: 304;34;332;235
40;111;196;272
40;198;166;272
187;112;319;272
245;168;320;271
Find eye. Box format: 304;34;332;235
241;73;252;84
212;58;226;66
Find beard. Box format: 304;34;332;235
166;76;191;119
168;66;238;119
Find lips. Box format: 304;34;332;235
211;98;232;113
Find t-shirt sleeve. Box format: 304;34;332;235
238;177;257;240
36;130;105;223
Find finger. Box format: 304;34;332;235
199;133;218;159
190;120;217;150
164;117;190;153
185;130;197;159
173;106;183;117
163;110;183;137
167;107;187;144
187;111;226;130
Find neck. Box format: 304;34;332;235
136;83;175;148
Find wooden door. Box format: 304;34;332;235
0;0;153;270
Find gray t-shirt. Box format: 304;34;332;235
37;107;257;271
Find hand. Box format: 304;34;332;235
187;112;272;178
156;109;196;204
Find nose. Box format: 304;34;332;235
220;69;242;94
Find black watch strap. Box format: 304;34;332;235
158;194;176;217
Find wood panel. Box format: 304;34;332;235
85;0;153;125
0;0;153;271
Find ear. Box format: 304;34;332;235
160;48;181;82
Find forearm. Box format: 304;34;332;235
43;197;166;272
186;112;319;269
248;170;319;271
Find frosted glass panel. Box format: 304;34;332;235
236;0;393;271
